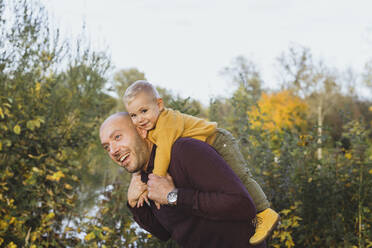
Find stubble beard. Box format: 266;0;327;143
126;135;150;174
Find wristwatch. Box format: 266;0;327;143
167;188;178;205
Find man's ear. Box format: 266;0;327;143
136;126;148;139
157;98;164;111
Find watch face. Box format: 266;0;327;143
167;190;178;204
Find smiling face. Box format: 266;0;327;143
100;113;150;173
125;92;164;131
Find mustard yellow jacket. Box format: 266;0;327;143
148;108;217;176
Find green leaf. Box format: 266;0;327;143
13;125;21;135
26;120;35;131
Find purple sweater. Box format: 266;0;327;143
128;138;265;248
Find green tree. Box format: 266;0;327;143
221;56;263;140
0;0;115;246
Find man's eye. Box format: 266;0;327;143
103;145;109;151
130;113;136;118
141;109;147;113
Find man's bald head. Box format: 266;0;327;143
100;112;150;173
100;112;131;134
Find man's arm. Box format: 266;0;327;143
127;173;171;241
174;138;257;221
127;204;171;241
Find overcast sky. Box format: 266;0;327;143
42;0;372;105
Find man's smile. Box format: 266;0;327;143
117;152;130;167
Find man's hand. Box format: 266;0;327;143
147;173;175;208
128;172;148;208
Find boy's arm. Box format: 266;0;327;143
148;109;217;177
148;109;185;177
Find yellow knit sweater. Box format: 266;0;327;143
148;108;217;176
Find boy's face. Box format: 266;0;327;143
126;92;164;131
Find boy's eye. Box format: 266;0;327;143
115;134;121;140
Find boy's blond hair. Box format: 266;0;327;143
123;80;161;106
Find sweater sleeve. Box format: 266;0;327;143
148;109;185;176
127;203;171;241
173;139;257;222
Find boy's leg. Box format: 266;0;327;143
210;128;269;211
210;128;280;245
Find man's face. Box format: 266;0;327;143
100;114;150;173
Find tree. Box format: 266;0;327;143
248;90;308;133
0;0;115;246
221;56;263;139
278;44;341;159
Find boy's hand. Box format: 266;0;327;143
136;126;148;139
128;172;148;208
137;190;150;208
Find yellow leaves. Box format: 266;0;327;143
248;90;308;133
100;207;109;215
71;175;79;182
262;171;270;176
0;237;3;246
308;177;313;183
32;167;42;174
7;198;14;207
0;123;8;131
369;106;372;112
31;231;39;242
344;152;352;160
9;217;16;225
281;209;291;216
46;171;65;182
13;124;21;135
147;233;152;238
1;139;11;148
102;226;112;233
369;169;372;175
35;82;41;94
0;107;4;119
85;232;96;241
45;212;55;220
6;241;17;248
285;237;295;248
26;117;44;131
5;168;13;178
64;184;73;190
28;153;46;160
272;202;302;248
0;219;9;230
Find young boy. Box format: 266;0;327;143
123;80;279;245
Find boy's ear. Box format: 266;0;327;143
157;98;164;111
136;126;148;139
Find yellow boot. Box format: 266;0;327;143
249;208;280;245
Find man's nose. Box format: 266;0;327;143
109;142;119;157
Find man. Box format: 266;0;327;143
100;112;265;247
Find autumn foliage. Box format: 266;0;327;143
1;1;372;248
